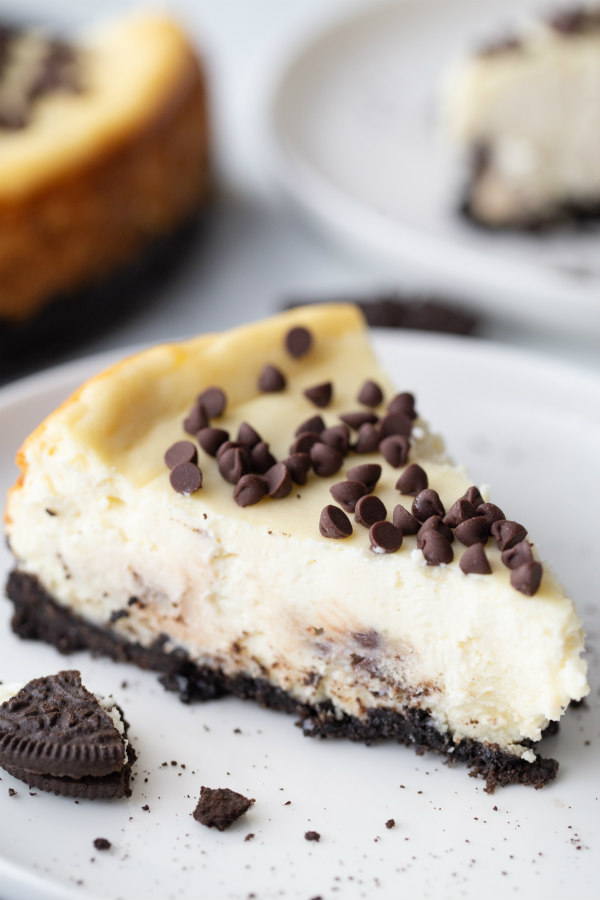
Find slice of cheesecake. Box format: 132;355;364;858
443;7;600;228
4;305;589;791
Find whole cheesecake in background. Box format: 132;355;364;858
4;305;588;791
443;6;600;228
0;12;210;372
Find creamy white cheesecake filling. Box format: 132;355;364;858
5;306;589;762
443;22;600;223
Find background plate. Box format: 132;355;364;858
0;332;599;900
271;0;600;336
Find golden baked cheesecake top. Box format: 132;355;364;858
0;12;203;200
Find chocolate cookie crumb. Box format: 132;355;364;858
193;786;254;831
305;830;321;842
385;818;395;829
93;838;111;851
8;787;16;797
244;832;255;841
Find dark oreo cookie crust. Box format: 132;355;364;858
6;570;560;793
461;149;600;233
0;209;206;382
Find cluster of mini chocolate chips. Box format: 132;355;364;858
325;464;542;595
165;324;417;512
163;323;542;597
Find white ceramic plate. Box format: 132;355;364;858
0;333;599;900
271;0;600;336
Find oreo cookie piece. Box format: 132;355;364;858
0;670;133;799
193;786;255;831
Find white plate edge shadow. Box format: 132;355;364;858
267;0;600;337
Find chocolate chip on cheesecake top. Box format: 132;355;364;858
165;322;543;594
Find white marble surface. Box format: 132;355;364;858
4;0;600;377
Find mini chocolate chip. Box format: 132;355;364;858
218;447;250;484
358;380;384;407
395;463;428;496
285;325;313;358
460;543;491;575
412;489;445;522
392;504;420;535
476;502;505;526
304;382;333;408
258;364;286;392
216;440;242;459
265;462;293;498
421;531;454;566
164;441;198;469
197;387;227;418
283;453;311;485
454;515;490;546
184;401;208;435
461;486;484;509
511;560;543;596
379;413;412;439
170;462;203;495
346;464;382;492
330;480;368;512
379;434;409;468
198;427;230;457
369;521;403;554
295;415;325;436
443;498;476;527
251;441;277;474
237;422;262;447
233;474;267;507
416;516;453;549
355;494;387;528
310;442;343;477
387;392;416;419
501;540;534;570
354;423;380;453
340;411;378;430
491;520;527;551
319;505;352;539
320;425;350;456
290;431;322;455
